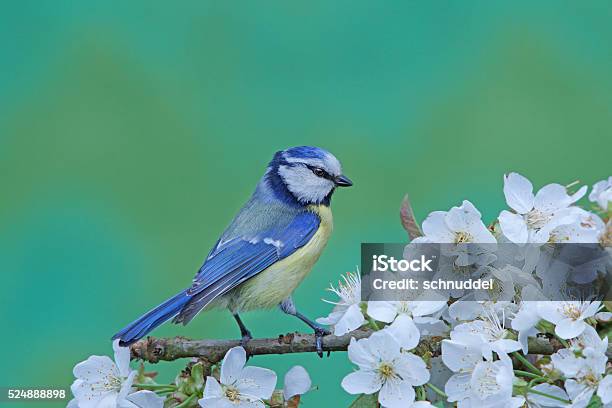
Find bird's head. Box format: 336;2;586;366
266;146;352;205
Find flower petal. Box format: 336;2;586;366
367;301;398;323
504;173;534;214
220;346;247;385
117;371;137;402
341;370;382;395
492;339;522;354
378;378;416;408
565;379;593;406
316;310;343;326
237;366;277;400
97;393;120;408
412;402;434;408
534;183;585;212
445;201;479;233
333;304;366;335
198;397;235;408
384;314;420;350
409;300;446;317
499;210;528;244
347;337;376;369
445;373;471;402
366;331;402;362
536;302;564;325
441;340;481;372
528;384;569;407
203;376;223;399
421;211;455;242
120;390;165;408
597;375;612;405
582;301;601;319
73;355;118;382
235;400;265;408
551;349;584;377
283;366;311;400
554;317;586;339
395;352;430;386
70;378;115;408
113;340;132;377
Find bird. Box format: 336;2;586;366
112;146;352;356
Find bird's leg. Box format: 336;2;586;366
279;297;330;358
232;313;252;348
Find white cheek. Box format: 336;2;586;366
279;166;334;203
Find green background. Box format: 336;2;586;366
1;1;611;406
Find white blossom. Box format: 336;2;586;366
442;336;523;408
589;177;612;211
537;301;601;339
450;306;521;363
412;200;496;246
317;271;366;336
70;340;163;408
469;360;524;408
341;330;429;408
499;172;587;244
451;322;521;362
199;346;276;408
560;350;608;407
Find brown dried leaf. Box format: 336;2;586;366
400;194;423;240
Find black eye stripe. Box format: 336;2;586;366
305;164;333;180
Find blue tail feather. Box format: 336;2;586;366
112;290;192;346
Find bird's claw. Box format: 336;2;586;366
240;333;252;348
314;326;331;358
240;332;253;359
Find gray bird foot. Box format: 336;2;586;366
314;326;331;358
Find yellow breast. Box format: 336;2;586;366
227;205;333;312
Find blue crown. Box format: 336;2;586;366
283;146;330;161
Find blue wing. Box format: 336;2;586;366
172;209;320;324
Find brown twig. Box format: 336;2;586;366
129;329;603;365
130;329;372;364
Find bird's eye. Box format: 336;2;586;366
312;167;326;177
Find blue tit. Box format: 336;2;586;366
112;146;352;356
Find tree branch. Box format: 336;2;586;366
130;329;606;365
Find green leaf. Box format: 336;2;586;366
433;402;445;408
190;362;205;390
586;394;603;408
349;393;379;408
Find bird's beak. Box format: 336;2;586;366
334;174;353;187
